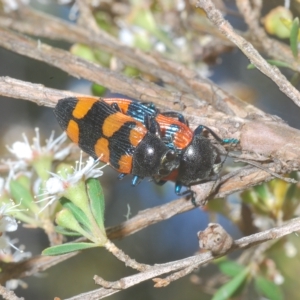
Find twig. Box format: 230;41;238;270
65;217;300;299
235;158;298;184
0;76;95;107
0;5;268;117
235;0;300;73
76;0;100;33
104;240;149;272
0;252;77;284
153;265;197;287
236;0;262;30
0;284;23;300
0;27;196;108
196;0;300;108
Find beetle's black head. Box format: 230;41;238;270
132;132;180;179
177;135;221;186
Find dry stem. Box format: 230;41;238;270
64;217;300;299
197;0;300;108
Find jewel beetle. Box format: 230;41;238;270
102;98;238;199
54;97;180;185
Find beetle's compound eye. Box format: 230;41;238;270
165;150;177;161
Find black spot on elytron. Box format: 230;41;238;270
76;100;115;159
54;98;78;131
108;121;137;169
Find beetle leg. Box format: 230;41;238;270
161;111;188;125
174;182;197;206
118;173;127;180
194;125;239;144
132;175;143;186
144;114;162;139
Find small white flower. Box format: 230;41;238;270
284;241;297;257
68;155;105;184
0;215;18;233
176;0;185;11
6;128;71;163
0;202;19;233
119;27;135;46
0;235;21;253
37;152;106;212
8;141;32;160
45;177;65;195
274;272;284;285
6;279;27;290
2;0;30;12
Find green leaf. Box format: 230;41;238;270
9;180;39;213
290;17;299;58
71;44;98;63
42;242;97;256
86;178;105;232
123;66;140;77
212;267;250;300
254;276;284;300
91;83;106;96
55;226;82;236
218;260;245;278
267;60;292;68
254;184;269;201
247;63;257;69
247;60;292;70
60;197;91;232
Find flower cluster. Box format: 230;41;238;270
1;128;107;265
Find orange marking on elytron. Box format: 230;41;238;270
118;154;133;173
156;115;193;149
66;120;79;144
103;98;131;114
102;113;147;140
73;97;98;119
129;127;145;147
102;113;124;137
94;137;110;162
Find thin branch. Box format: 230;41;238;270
0;284;23;300
235;0;300;73
196;0;300;108
0;27;196;108
152;265;197;287
236;0;262;30
76;1;100;33
234;158;298;184
0;252;78;284
104;240;149;272
0;76;95;107
0;5;268;117
65;217;300;299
